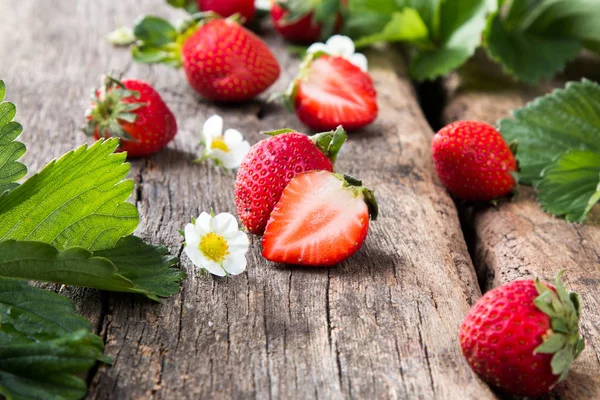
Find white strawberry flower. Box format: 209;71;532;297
199;115;250;170
183;211;249;277
306;35;368;72
255;0;271;11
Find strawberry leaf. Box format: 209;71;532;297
0;139;139;252
0;278;106;400
166;0;198;13
0;80;27;197
353;9;430;48
537;150;600;222
499;79;600;185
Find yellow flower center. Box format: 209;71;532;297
211;137;230;152
198;232;230;263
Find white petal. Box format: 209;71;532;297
184;223;200;247
227;231;250;252
211;213;239;238
223;129;244;145
203;115;224;142
221;141;250;169
184;246;206;269
326;35;355;57
222;253;247;275
195;212;213;236
350;53;368;72
203;260;227;277
210;149;238;169
307;42;328;55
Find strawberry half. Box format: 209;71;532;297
271;0;346;43
432;121;518;201
130;14;280;102
460;272;585;397
262;170;377;267
84;76;177;158
235;126;347;235
281;53;378;131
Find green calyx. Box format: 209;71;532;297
83;76;144;140
130;12;219;67
334;173;379;220
533;270;585;382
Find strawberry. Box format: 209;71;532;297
432;121;517;201
460;272;585;397
262;170;377;266
130;14;280;102
235;126;347;235
83;76;177;158
197;0;255;21
281;54;378;131
271;0;346;43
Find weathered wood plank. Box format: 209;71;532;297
1;1;495;398
442;54;600;399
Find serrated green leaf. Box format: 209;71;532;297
0;238;184;300
0;139;139;252
535;332;567;354
537;150;600;222
354;9;430;48
0;81;27;196
499;79;600;185
0;278;106;400
94;236;185;300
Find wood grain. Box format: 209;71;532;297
442;53;600;399
0;1;498;399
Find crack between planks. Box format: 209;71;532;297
416;302;436;397
262;285;273;400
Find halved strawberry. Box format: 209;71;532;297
262;170;378;267
282;54;378;131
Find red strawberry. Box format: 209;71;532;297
197;0;255;21
131;15;280;102
262;170;377;266
432;121;517;201
84;76;177;158
460;272;585;397
282;54;378;131
235;126;347;235
271;0;346;43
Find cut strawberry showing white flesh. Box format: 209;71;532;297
262;170;378;267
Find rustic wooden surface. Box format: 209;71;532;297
0;1;504;399
443;54;600;399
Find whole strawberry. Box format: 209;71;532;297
130;14;280;102
432;121;517;201
198;0;255;21
84;76;177;158
262;171;377;266
280;49;378;131
271;0;346;43
460;272;585;397
235;126;346;235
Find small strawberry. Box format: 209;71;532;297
235;126;347;235
130;14;280;102
271;0;346;43
262;170;377;266
432;121;517;201
279;53;378;131
83;76;177;158
197;0;255;21
460;272;585;397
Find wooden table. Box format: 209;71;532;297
0;1;598;399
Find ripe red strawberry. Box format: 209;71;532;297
281;54;378;131
84;76;177;158
131;15;280;102
271;0;346;43
262;170;377;266
460;272;585;397
432;121;517;201
235;126;347;235
198;0;255;21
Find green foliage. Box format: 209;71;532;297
131;16;185;67
0;81;26;196
499;79;600;221
0;278;106;400
166;0;198;13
